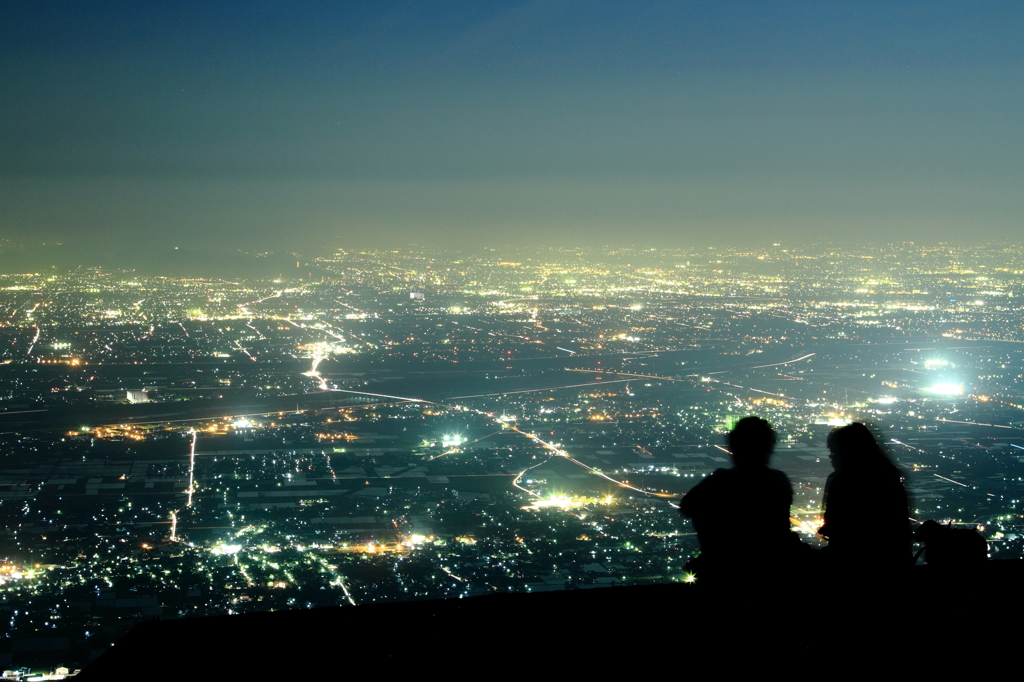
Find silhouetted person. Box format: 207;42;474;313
818;423;911;568
680;417;795;582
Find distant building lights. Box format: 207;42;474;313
441;434;465;447
924;383;964;396
817;417;851;427
212;544;243;555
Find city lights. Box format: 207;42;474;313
924;383;965;396
1;243;1023;672
441;434;465;448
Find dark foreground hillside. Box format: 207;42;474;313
79;560;1022;678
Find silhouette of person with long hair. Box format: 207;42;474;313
818;423;911;568
680;417;795;582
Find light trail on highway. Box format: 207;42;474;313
186;429;197;507
320;388;430;403
933;474;969;488
304;350;328;389
141;351;687;533
511;457;550;499
299;359;688;504
25;324;40;356
448;378;633;399
233;340;256;361
244;319;266;340
566;368;689;382
750;353;816;369
510;428;676;499
936;417;1015;429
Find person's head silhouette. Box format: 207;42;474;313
727;416;776;467
826;422;893;474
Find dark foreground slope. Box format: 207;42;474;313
80;561;1023;678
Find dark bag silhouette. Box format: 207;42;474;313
914;520;988;566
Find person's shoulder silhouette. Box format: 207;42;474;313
819;422;910;567
680;417;794;578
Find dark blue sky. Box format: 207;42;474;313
1;1;1021;250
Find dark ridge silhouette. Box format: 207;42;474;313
75;561;1024;678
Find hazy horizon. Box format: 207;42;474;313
2;1;1021;251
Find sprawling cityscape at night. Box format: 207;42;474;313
3;0;1022;675
0;243;1022;671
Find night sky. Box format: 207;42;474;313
1;1;1021;252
